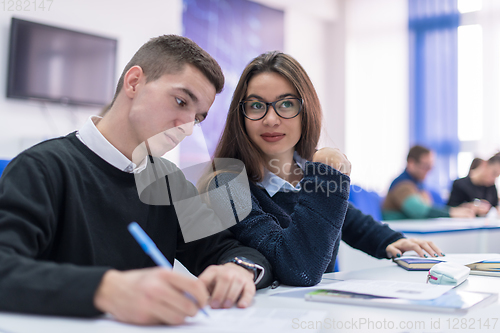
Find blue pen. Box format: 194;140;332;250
128;222;209;317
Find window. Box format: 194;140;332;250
456;0;500;176
458;0;482;14
457;151;474;177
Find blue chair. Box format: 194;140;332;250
335;185;382;273
348;184;383;221
337;184;382;272
0;159;11;177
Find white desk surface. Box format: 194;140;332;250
2;260;500;333
260;262;500;332
385;217;500;234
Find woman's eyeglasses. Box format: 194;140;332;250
240;97;303;121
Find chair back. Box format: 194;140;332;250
0;160;11;177
348;184;383;221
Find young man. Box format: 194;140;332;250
448;153;500;215
0;35;272;325
383;145;474;220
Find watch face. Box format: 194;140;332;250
236;256;254;265
231;256;263;284
233;256;255;269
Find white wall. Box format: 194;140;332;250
284;10;343;150
253;0;345;151
344;0;409;194
0;0;183;159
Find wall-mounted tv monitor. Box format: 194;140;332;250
7;18;117;107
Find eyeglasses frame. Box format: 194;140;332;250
239;97;303;121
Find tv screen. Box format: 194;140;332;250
7;18;117;107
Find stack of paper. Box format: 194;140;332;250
302;280;497;314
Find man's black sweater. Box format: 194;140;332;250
448;176;498;208
0;133;271;317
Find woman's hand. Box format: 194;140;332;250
312;148;351;176
386;238;444;258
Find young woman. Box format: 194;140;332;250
210;51;443;286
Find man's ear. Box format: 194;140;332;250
123;66;144;98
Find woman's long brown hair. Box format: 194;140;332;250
213;51;323;183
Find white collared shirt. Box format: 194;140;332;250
76;116;145;173
257;151;307;197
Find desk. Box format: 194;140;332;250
386;217;500;234
386;217;500;254
1;260;500;333
263;263;500;332
338;217;500;272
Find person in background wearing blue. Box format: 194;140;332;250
447;153;500;216
206;51;443;287
383;145;475;220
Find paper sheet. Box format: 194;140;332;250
0;308;328;333
94;308;328;333
318;280;453;300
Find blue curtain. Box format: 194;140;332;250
181;0;284;168
408;0;460;198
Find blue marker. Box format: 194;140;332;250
128;222;209;317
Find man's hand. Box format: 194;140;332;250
312;147;351;176
449;206;475;218
198;262;255;309
386;238;444;258
474;199;491;216
94;268;209;325
460;199;491;216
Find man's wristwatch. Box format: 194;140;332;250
229;256;265;285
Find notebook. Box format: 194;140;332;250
305;289;497;314
393;254;500;276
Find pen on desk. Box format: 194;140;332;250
127;222;209;317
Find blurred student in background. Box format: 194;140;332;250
447;153;500;215
383;145;475;220
204;52;444;287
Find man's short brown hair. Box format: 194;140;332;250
488;152;500;165
407;145;431;162
469;157;483;173
111;35;224;105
